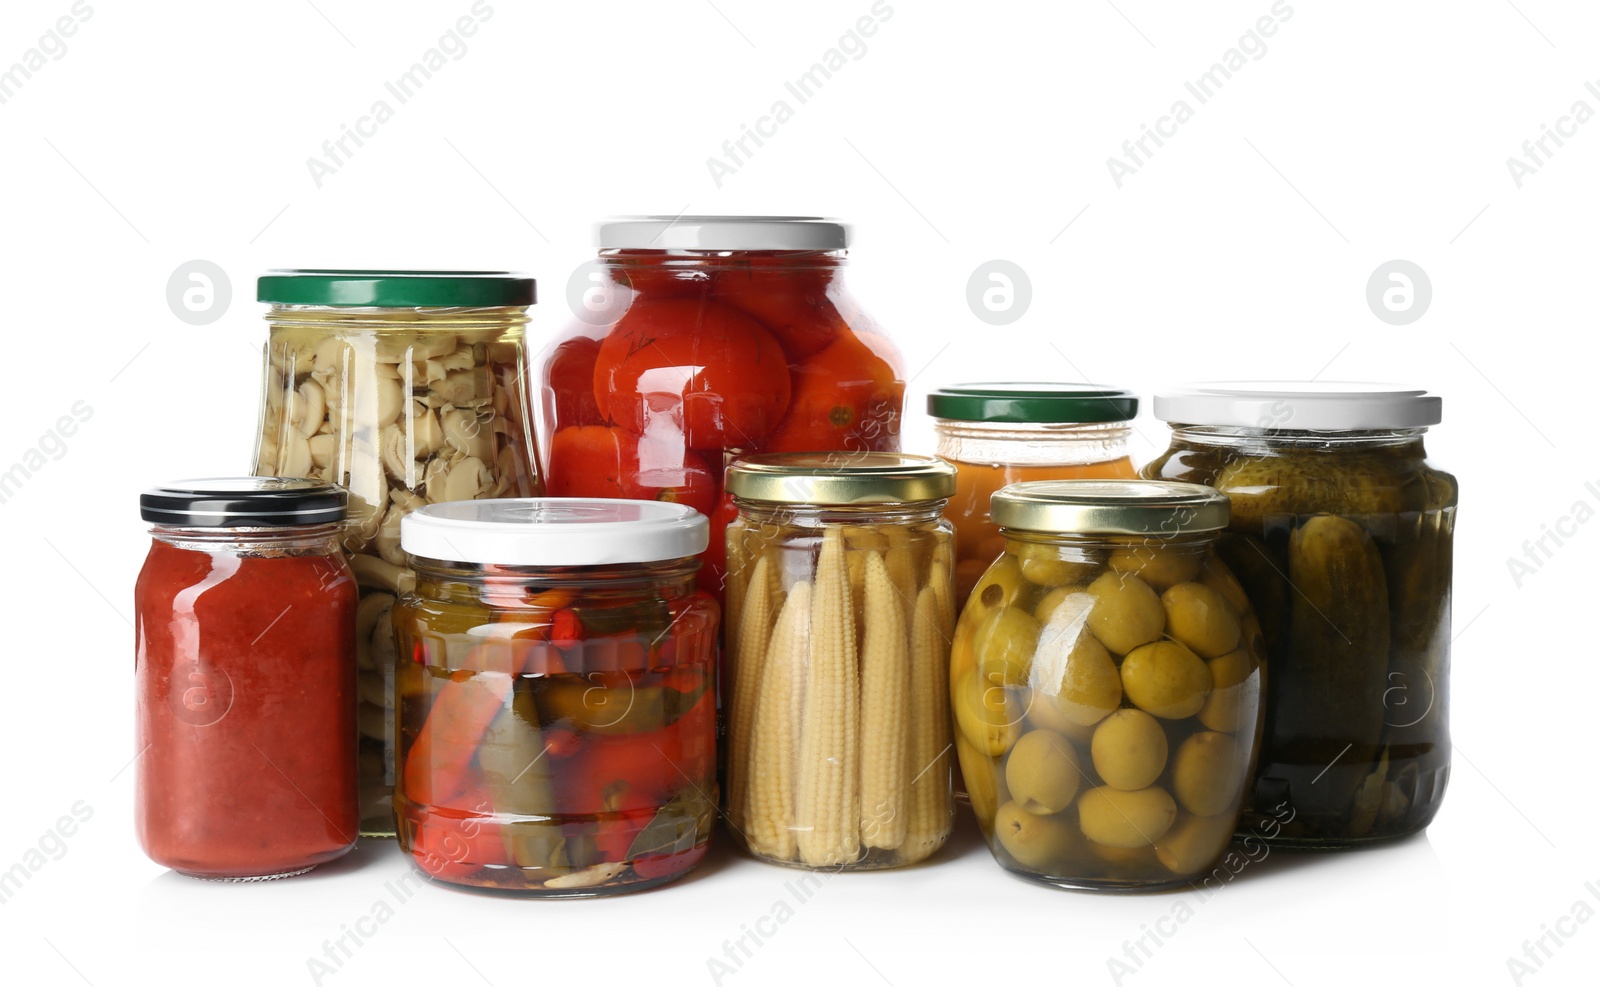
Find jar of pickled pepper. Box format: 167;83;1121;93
929;383;1140;603
135;479;359;880
956;480;1266;891
538;217;906;604
1144;383;1455;847
722;452;957;870
392;498;719;895
253;270;542;836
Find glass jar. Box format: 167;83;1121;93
722;452;956;870
955;480;1266;891
135;479;359;880
1143;384;1456;848
929;383;1140;603
391;498;719;896
254;270;542;837
538;217;906;604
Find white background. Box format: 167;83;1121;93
0;1;1594;985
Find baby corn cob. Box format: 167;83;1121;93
727;555;776;833
858;552;910;850
928;549;954;640
745;580;811;861
796;526;860;867
884;526;920;618
903;584;953;861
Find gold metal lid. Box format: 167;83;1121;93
990;479;1230;535
725;452;956;505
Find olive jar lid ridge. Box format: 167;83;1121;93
991;479;1230;535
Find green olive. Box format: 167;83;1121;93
1198;556;1252;616
1034;585;1089;624
1171;731;1243;817
1005;730;1084;815
1086;571;1165;655
956;733;1006;826
1012;539;1098;587
1154;811;1235;875
1028;615;1121;728
954;669;1023;757
1077;785;1177;848
970;554;1027;614
1121;641;1212;719
1161;581;1242;658
973;606;1041;687
1197;649;1258;734
1090;709;1169;791
1108;546;1202;591
994;799;1078;870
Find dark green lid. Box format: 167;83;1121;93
257;270;536;308
927;383;1138;424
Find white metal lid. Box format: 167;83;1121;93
598;216;850;251
401;498;709;567
1153;382;1442;430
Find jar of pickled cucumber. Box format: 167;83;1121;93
1144;383;1455;848
253;271;542;836
929;383;1140;603
392;499;718;896
954;480;1266;891
722;452;957;870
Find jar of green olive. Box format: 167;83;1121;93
722;452;957;870
1144;383;1456;848
954;479;1265;892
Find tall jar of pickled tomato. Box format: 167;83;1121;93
953;480;1266;891
928;383;1140;602
1143;383;1455;848
539;217;906;603
253;270;542;837
135;479;359;880
722;452;957;870
392;499;719;896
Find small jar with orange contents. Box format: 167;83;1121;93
929;384;1140;603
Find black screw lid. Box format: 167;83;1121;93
140;478;348;528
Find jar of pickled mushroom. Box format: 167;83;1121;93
392;498;718;895
538;217;906;604
1144;383;1455;848
929;383;1140;603
722;452;956;870
135;479;359;880
254;270;542;836
954;480;1266;891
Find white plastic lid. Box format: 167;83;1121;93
401;498;709;567
598;216;850;251
1153;382;1442;430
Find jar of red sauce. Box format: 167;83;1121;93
135;479;359;880
538;216;907;602
392;498;719;895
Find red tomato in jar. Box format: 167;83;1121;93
593;299;792;451
544;336;607;428
767;329;905;453
697;490;738;598
611;255;713;300
711;269;845;362
547;424;717;516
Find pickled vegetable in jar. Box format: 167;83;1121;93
722;453;956;870
135;479;359;880
392;499;718;896
538;217;906;606
929;383;1139;603
1145;383;1455;848
254;270;542;836
954;480;1265;891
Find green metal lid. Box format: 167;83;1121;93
257;270;536;308
927;383;1138;424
